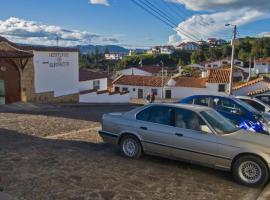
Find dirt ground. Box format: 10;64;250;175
0;103;265;200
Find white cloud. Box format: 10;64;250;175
259;32;270;37
89;0;110;6
166;0;270;42
167;34;181;45
0;17;119;46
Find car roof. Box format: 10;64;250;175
150;103;213;112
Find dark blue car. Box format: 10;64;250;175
180;95;269;134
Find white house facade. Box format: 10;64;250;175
254;58;270;74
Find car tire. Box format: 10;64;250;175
233;155;269;187
120;135;142;159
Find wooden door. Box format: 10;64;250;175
0;60;21;103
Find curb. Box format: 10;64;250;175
257;183;270;200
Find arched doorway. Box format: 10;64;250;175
0;59;21;103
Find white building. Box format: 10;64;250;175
105;53;123;60
113;69;231;100
79;69;109;92
204;59;244;69
254;58;270;74
33;51;79;97
160;46;174;55
176;42;200;51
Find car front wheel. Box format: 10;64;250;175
120;135;142;159
233;155;269;187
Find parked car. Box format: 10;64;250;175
99;103;270;186
236;96;270;123
254;94;270;106
180;95;269;134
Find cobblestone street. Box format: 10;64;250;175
0;104;265;200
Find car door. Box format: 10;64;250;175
170;108;218;167
136;105;175;157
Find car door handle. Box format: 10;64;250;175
140;126;148;130
175;133;183;137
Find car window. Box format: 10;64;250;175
240;99;265;112
193;97;210;106
174;108;212;134
136;107;151;121
137;106;173;126
148;106;173;126
213;97;244;114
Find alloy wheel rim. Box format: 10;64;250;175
238;161;262;184
123;138;137;157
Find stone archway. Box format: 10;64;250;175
0;59;21;103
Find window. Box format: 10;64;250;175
137;106;173;126
138;89;143;99
136;107;151;121
165;90;172;99
201;110;239;135
193;97;210;106
115;87;120;92
93;80;100;90
148;106;173;126
218;84;226;92
216;98;244;115
133;88;136;92
240;99;265;112
122;87;128;92
174;108;212;134
151;89;158;96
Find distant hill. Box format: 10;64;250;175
76;45;129;54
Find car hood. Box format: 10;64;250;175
224;130;270;150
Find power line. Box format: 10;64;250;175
131;0;201;42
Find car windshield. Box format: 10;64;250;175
234;98;260;114
201;110;240;135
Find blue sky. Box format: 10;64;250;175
0;0;269;48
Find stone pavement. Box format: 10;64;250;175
0;103;267;200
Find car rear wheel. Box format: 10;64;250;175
120;135;142;159
233;155;269;187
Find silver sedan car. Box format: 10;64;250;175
99;103;270;187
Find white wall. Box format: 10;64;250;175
117;68;153;76
168;83;228;100
114;83;228;100
79;78;107;92
114;84;163;99
33;51;79;97
254;63;270;74
232;82;270;96
79;92;130;103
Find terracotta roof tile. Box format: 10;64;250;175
79;69;109;82
113;75;169;87
133;66;175;74
247;87;270;96
232;76;270;90
173;77;207;88
207;69;230;83
256;57;270;63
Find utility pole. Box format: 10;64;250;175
161;60;164;101
226;24;237;95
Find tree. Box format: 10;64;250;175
191;50;205;64
104;47;110;55
238;48;250;61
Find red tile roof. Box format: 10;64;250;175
133;66;176;74
232;76;270;90
173;77;207;88
79;69;109;82
113;75;169;87
247;87;270;96
207;69;230;83
256;58;270;63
